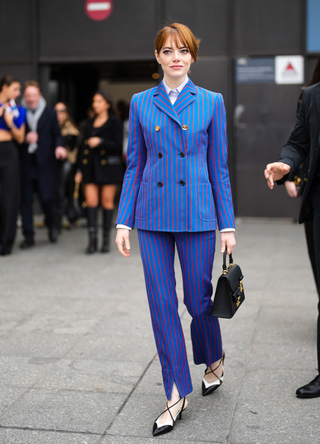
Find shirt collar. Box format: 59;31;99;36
162;76;189;95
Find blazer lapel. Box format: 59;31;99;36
153;82;181;127
174;79;197;115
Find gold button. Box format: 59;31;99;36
101;159;107;165
84;149;89;155
82;159;88;165
155;126;160;132
100;150;106;155
182;125;188;130
85;140;89;145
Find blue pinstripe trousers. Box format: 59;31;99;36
137;229;223;400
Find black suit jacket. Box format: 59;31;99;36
20;106;63;201
278;82;320;223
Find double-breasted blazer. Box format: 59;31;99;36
77;116;123;184
278;82;320;223
116;79;235;232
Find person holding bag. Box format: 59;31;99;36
115;23;236;436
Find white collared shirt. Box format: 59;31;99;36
162;76;189;104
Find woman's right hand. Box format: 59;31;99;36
115;228;131;258
74;172;83;183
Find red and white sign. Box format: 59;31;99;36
85;0;113;21
275;56;304;84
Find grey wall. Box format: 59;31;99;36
234;0;304;55
38;0;158;62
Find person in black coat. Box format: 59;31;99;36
265;74;320;399
284;58;320;297
75;91;123;254
20;80;67;248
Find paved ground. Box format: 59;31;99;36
0;219;319;444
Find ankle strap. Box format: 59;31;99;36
205;354;224;377
157;396;185;422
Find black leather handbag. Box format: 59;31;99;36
211;249;245;319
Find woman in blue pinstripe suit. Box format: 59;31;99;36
115;23;236;436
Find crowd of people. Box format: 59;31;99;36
0;75;128;256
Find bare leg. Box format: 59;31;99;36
101;184;117;209
85;183;99;207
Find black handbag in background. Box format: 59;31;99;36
66;181;85;224
211;248;245;319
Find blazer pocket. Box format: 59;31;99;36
135;182;149;220
198;183;216;222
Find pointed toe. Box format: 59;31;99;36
152;422;173;436
202;380;221;397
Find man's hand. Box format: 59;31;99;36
26;131;38;144
264;162;291;189
55;146;67;160
220;232;236;255
115;228;131;258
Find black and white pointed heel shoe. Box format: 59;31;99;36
202;352;225;397
152;397;186;437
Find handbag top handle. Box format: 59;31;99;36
223;247;234;272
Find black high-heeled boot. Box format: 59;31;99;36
86;207;98;254
101;209;113;253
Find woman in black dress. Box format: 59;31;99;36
75;91;123;254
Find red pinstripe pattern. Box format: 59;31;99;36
138;229;222;400
116;79;235;231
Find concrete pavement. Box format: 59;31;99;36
0;219;319;443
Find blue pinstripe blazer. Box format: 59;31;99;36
116;79;235;232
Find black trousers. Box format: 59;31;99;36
311;183;320;371
0;141;20;254
55;159;74;224
21;155;55;237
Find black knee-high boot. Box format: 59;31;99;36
86;207;98;254
101;209;113;253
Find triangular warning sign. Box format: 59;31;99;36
285;62;295;72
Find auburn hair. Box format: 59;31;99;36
24;80;41;92
154;23;201;62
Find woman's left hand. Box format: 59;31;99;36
88;137;101;148
220;231;236;255
3;110;14;128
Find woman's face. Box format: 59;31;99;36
92;94;110;115
2;82;21;101
155;37;193;82
54;102;68;125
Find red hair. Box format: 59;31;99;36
154;23;201;62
